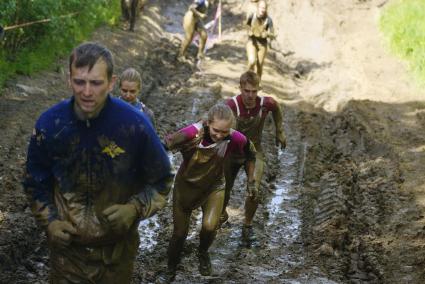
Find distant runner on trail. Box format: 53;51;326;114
157;104;256;283
121;0;147;31
23;42;173;283
245;0;275;81
222;71;286;246
118;67;156;127
178;0;209;61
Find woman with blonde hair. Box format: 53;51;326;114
157;104;256;282
118;67;155;127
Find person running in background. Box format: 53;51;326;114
157;104;256;283
245;0;275;81
178;0;209;61
119;67;156;127
222;70;286;246
121;0;147;32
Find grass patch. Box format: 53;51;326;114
0;0;120;90
380;0;425;83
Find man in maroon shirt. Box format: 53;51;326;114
223;70;286;245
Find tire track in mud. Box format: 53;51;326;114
297;102;425;283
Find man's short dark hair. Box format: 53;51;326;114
69;42;114;80
240;70;260;87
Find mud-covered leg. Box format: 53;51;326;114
221;159;243;225
129;0;139;31
168;203;191;269
199;190;225;276
158;198;191;283
246;39;258;72
243;152;264;244
197;28;208;60
179;13;196;58
121;0;130;21
256;42;268;80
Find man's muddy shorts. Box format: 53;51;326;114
49;230;139;284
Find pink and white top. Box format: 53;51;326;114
227;95;278;118
175;121;249;159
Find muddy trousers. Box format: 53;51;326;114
167;189;224;269
121;0;139;31
223;151;265;223
49;231;139;284
179;12;207;59
246;37;268;80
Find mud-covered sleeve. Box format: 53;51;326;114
164;124;199;152
266;17;276;39
245;139;257;161
266;97;284;135
267;17;274;32
23;123;58;229
246;13;254;26
229;130;256;161
129;120;174;220
142;106;156;130
190;1;207;19
226;98;238;115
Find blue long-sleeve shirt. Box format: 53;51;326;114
24;95;173;244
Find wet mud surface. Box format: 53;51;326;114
1;0;425;283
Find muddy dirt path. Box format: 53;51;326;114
2;0;425;283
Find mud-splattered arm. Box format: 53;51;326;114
23;127;58;229
271;101;286;149
190;3;207;20
143;107;156;130
245;13;254;36
164;123;202;153
129;123;174;220
229;131;256;182
265;17;276;40
244;139;257;183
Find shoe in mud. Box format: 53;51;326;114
155;268;176;284
176;55;189;63
198;250;212;276
219;210;229;227
241;225;257;245
196;53;204;60
196;53;211;62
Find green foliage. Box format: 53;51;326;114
0;0;120;88
380;0;425;83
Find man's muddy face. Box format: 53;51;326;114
120;81;140;103
240;82;259;109
208;119;232;143
257;1;267;18
70;59;115;119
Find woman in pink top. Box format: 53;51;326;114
158;104;256;282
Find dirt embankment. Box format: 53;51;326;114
276;0;425;282
296;100;425;283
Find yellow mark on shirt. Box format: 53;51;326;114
102;142;125;158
